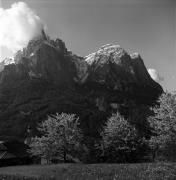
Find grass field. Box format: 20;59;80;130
0;163;176;180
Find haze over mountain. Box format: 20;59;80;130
0;2;45;53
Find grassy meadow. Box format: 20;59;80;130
0;163;176;180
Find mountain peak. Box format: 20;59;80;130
130;52;141;59
85;44;127;65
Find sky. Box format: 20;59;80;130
0;0;176;91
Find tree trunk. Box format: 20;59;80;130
152;145;158;162
64;148;67;163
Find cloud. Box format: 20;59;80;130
0;2;44;54
148;68;164;83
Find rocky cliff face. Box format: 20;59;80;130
0;35;163;141
84;44;162;104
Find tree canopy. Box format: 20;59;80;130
29;113;85;163
148;92;176;160
101;112;147;162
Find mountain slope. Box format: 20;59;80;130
0;36;163;141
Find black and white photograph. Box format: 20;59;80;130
0;0;176;179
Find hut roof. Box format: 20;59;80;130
0;151;16;159
0;142;7;151
0;140;30;160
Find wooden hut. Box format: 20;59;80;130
0;141;32;166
